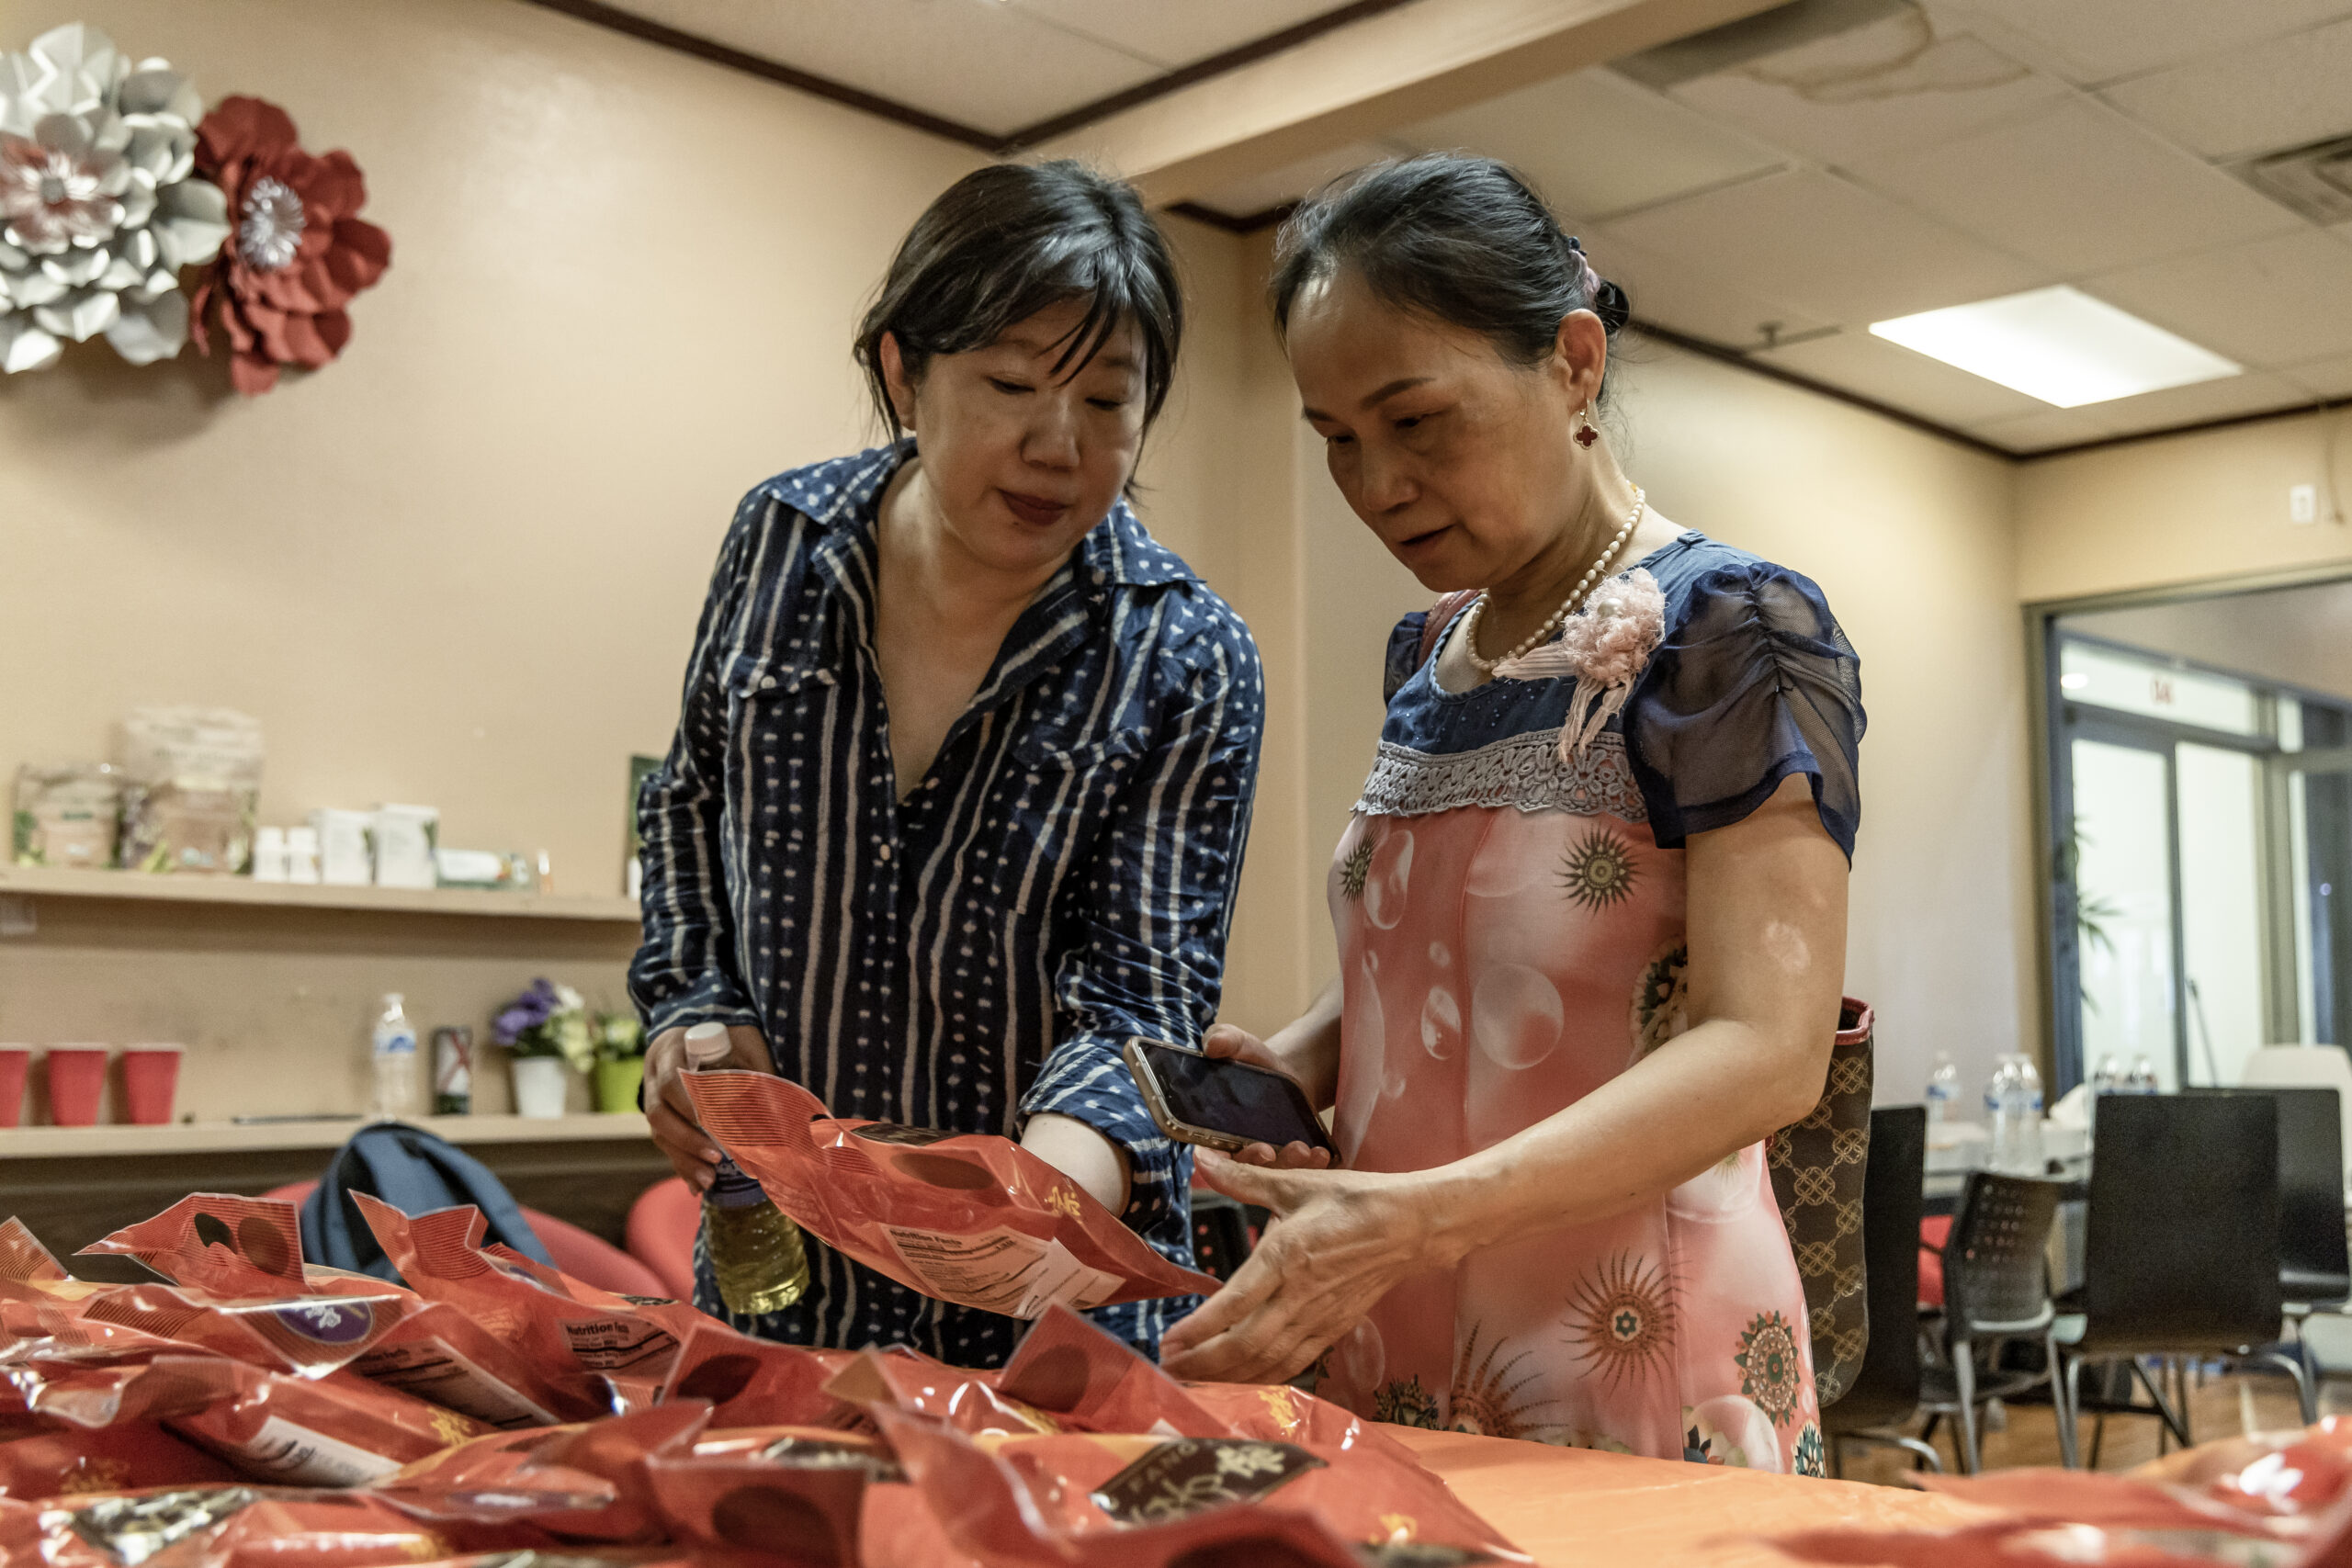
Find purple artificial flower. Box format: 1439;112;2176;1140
492;977;560;1045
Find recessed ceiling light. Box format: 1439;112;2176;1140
1869;286;2241;409
2060;671;2091;691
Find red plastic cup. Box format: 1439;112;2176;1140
121;1043;185;1126
45;1045;108;1127
0;1045;28;1126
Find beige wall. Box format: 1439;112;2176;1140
0;0;1265;1115
2018;412;2352;604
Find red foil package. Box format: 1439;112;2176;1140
1;1206;413;1390
356;1196;713;1396
683;1067;1217;1318
376;1404;709;1543
824;1348;1059;1438
644;1421;902;1562
656;1324;864;1430
1773;1419;2352;1568
164;1359;487;1487
0;1420;238;1499
0;1484;555;1568
80;1195;597;1432
878;1410;1529;1565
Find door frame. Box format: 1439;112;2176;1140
2025;563;2352;1091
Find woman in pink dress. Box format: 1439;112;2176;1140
1159;155;1863;1477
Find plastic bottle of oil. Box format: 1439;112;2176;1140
683;1022;809;1314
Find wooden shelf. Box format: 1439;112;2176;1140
0;863;639;924
0;1112;650;1157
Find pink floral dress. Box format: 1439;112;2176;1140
1314;532;1863;1476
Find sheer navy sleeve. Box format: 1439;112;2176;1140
1624;562;1863;861
1384;611;1430;705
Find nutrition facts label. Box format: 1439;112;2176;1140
883;1225;1123;1318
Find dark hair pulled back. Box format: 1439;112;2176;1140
1269;153;1630;389
855;160;1183;437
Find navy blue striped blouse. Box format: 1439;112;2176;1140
629;445;1263;1364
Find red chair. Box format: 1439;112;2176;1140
261;1180;670;1299
626;1177;699;1303
1919;1213;1954;1309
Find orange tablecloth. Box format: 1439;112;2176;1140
1398;1427;1993;1566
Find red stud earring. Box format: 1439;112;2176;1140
1575;412;1600;448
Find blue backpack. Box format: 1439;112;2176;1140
300;1122;556;1281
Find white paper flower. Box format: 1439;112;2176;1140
0;22;228;373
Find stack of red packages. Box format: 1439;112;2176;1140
1772;1416;2352;1567
0;1192;1527;1568
683;1067;1217;1320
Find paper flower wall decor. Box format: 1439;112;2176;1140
0;23;230;374
189;96;390;395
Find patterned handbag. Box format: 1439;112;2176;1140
1766;998;1874;1407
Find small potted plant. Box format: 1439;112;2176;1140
591;1009;645;1113
492;978;592;1118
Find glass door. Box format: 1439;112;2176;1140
2068;734;2180;1088
2273;712;2352;1046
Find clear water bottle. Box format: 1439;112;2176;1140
2127;1055;2160;1095
1984;1056;2019;1170
370;993;417;1119
2012;1054;2044;1172
1926;1053;1959;1125
2088;1055;2123;1134
684;1022;810;1315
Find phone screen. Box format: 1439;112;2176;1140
1139;1043;1331;1154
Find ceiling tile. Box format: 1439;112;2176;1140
2092;369;2312;434
2101;13;2352;162
2088;231;2352;367
1668;26;2067;168
1003;0;1353;71
1589;229;1833;350
1186;141;1404;220
2281;353;2352;398
1752;330;2048;426
1598;168;2047;327
1939;0;2352;85
1845;96;2305;275
1398;67;1785;221
1967;403;2133;454
589;0;1159;136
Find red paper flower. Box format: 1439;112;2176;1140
188;96;389;395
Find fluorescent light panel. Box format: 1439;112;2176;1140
1870;285;2241;409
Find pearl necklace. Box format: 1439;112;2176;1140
1461;487;1647;675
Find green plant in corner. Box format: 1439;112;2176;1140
2058;818;2123;1011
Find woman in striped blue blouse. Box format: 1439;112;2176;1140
628;163;1264;1366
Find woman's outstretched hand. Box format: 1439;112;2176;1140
1159;1148;1446;1384
1199;1024;1333;1171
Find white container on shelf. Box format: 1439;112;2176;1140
250;827;289;883
511;1056;569;1119
285;825;321;884
311;810;372;886
370;805;439;890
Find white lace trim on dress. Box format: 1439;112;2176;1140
1354;728;1650;820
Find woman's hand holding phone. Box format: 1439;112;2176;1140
1199;1025;1333;1169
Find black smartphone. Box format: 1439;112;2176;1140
1123;1038;1338;1163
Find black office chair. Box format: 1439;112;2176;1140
1823;1105;1940;1477
1917;1171;2068;1473
2055;1092;2309;1464
2187;1086;2348;1314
